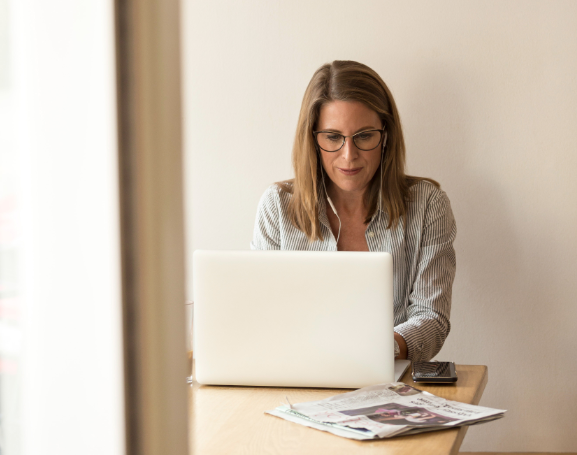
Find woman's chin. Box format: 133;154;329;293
331;180;369;195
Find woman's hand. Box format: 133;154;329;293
394;332;408;360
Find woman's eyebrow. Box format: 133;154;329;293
318;126;380;133
353;126;380;133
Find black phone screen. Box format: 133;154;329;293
412;361;457;383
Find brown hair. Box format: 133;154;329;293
279;60;439;241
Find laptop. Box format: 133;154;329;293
193;250;410;388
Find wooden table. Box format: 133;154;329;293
188;364;488;455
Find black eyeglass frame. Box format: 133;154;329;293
312;127;386;153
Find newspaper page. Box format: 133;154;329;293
267;382;505;440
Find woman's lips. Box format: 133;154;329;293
337;167;362;176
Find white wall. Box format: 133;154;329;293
1;1;125;454
182;1;577;451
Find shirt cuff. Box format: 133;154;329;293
394;322;427;362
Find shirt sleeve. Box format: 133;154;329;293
250;185;282;250
394;190;457;361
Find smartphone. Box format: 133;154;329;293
412;361;458;383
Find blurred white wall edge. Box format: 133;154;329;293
10;1;125;454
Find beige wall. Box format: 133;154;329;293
182;1;577;451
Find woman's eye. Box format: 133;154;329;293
357;133;374;141
326;134;342;142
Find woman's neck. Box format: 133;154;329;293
326;182;367;218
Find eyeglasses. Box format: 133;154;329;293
313;127;385;152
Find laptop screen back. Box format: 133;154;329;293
193;250;394;388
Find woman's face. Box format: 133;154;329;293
316;100;383;197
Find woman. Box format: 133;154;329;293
250;60;456;362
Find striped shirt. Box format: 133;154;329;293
250;180;457;362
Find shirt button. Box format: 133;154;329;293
367;231;375;238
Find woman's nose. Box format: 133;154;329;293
341;137;360;162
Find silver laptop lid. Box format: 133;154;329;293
193;250;394;388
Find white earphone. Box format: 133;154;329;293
378;132;388;213
320;166;342;245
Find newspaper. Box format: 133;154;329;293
266;382;505;440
